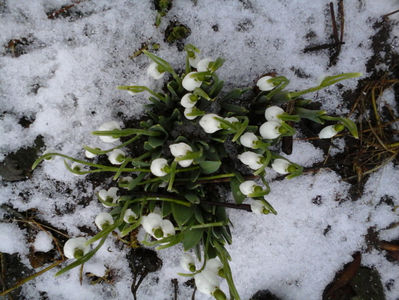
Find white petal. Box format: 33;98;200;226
95;212;114;230
150;158;168;177
169;143;192;157
256;76;275;91
70;162;86;175
147;62;165;80
271;158;290;174
63;237;90;259
180;253;196;272
237;151;263;170
123;209;137;223
196;58;213;72
142;213;162;235
318;125;338;139
224;117;239;124
199;114;222;133
85;149;97;159
97;121;121;143
184;107;198;120
178;159;193;168
259;121;281;139
161;219;175;237
265;106;284;122
240;132;258;149
182;72;202;91
205;258;223;274
194;270;219;295
180;93;197;108
239;180;257;196
107;149;125;165
189;55;201;68
250;200;265;215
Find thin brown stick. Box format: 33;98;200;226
330;2;340;44
383;9;399;19
338;0;345;43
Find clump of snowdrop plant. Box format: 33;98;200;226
32;44;360;299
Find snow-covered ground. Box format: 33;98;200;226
1;0;398;299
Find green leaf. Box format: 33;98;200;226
338;117;359;139
199;161;221;174
182;229;204;251
162;202;172;217
147;137;165;148
184;192;200;204
172;203;194;227
230;177;245;204
142;50;174;74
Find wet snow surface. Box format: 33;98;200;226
1;0;399;299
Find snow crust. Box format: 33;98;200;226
1;0;398;299
33;231;54;252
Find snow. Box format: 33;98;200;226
1;0;399;299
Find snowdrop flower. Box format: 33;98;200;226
199;114;222;133
250;200;269;215
150;158;169;177
70;162;87;175
184;107;198;120
318;124;344;139
239;180;260;196
98;187;119;207
169;142;193;167
265;106;284;123
147;62;165;80
205;258;223;275
63;237;90;259
95;212;114;230
180;253;196;272
189;55;201;68
142;212;175;239
256;75;275;91
240;132;259;149
180;93;198;108
123;209;137;223
224;116;239;124
97;121;121;143
85;148;97;159
237;151;263;170
196;57;213;72
119;176;133;189
194;270;226;299
107;149;126;165
182;72;202;91
271;158;291;175
259;121;281;139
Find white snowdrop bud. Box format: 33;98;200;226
182;72;202;91
63;237;90;259
119;176;133;189
318;124;343;139
147;62;165;80
180;93;197;108
224;117;239;124
256;76;275;91
180;253;196;272
169;142;193;168
205;258;223;274
97;121;121;143
142;212;163;238
160;219;175;237
271;158;291;174
196;58;213;72
189;55;201;68
199;113;222;133
265;106;284;123
184;107;198;120
98;187;119;207
150;158;169;177
259;121;281;139
250;200;268;215
239;180;258;196
85;148;97;159
194;270;220;296
95;212;114;230
107;149;126;165
240;132;259;149
123;209;137;223
237;151;263;170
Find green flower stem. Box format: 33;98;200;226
118;85;166;102
175;166;200;173
167;161;178;192
91;128;162;138
113;158;132;180
197;173;235;181
84;135;141;155
127;196;191;207
185;221;226;230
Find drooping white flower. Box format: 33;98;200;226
240;132;259;149
98;187;119;207
160;219;175;237
70;162;87;175
194;270;220;296
180;253;196;272
196;58;213;72
85;148;97;159
182;72;202;91
150;158;169;177
180;93;197;108
189;55;201;68
107;149;126;165
271;158;291;174
63;237;90;259
147;62;165;80
169;142;193;168
95;212;114;230
265;106;284;123
123;209;137;223
237;151;263;170
199;113;222;133
250;200;268;215
259;121;281;139
239;180;259;196
256;76;275;91
184;107;198;120
119;176;133;189
224;116;239;124
142;212;175;240
318;124;342;139
97;121;121;143
205;258;223;274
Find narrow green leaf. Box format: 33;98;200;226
184;192;200;204
230;177;246;204
199;161;221;174
172;203;194;227
182;229;204;251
